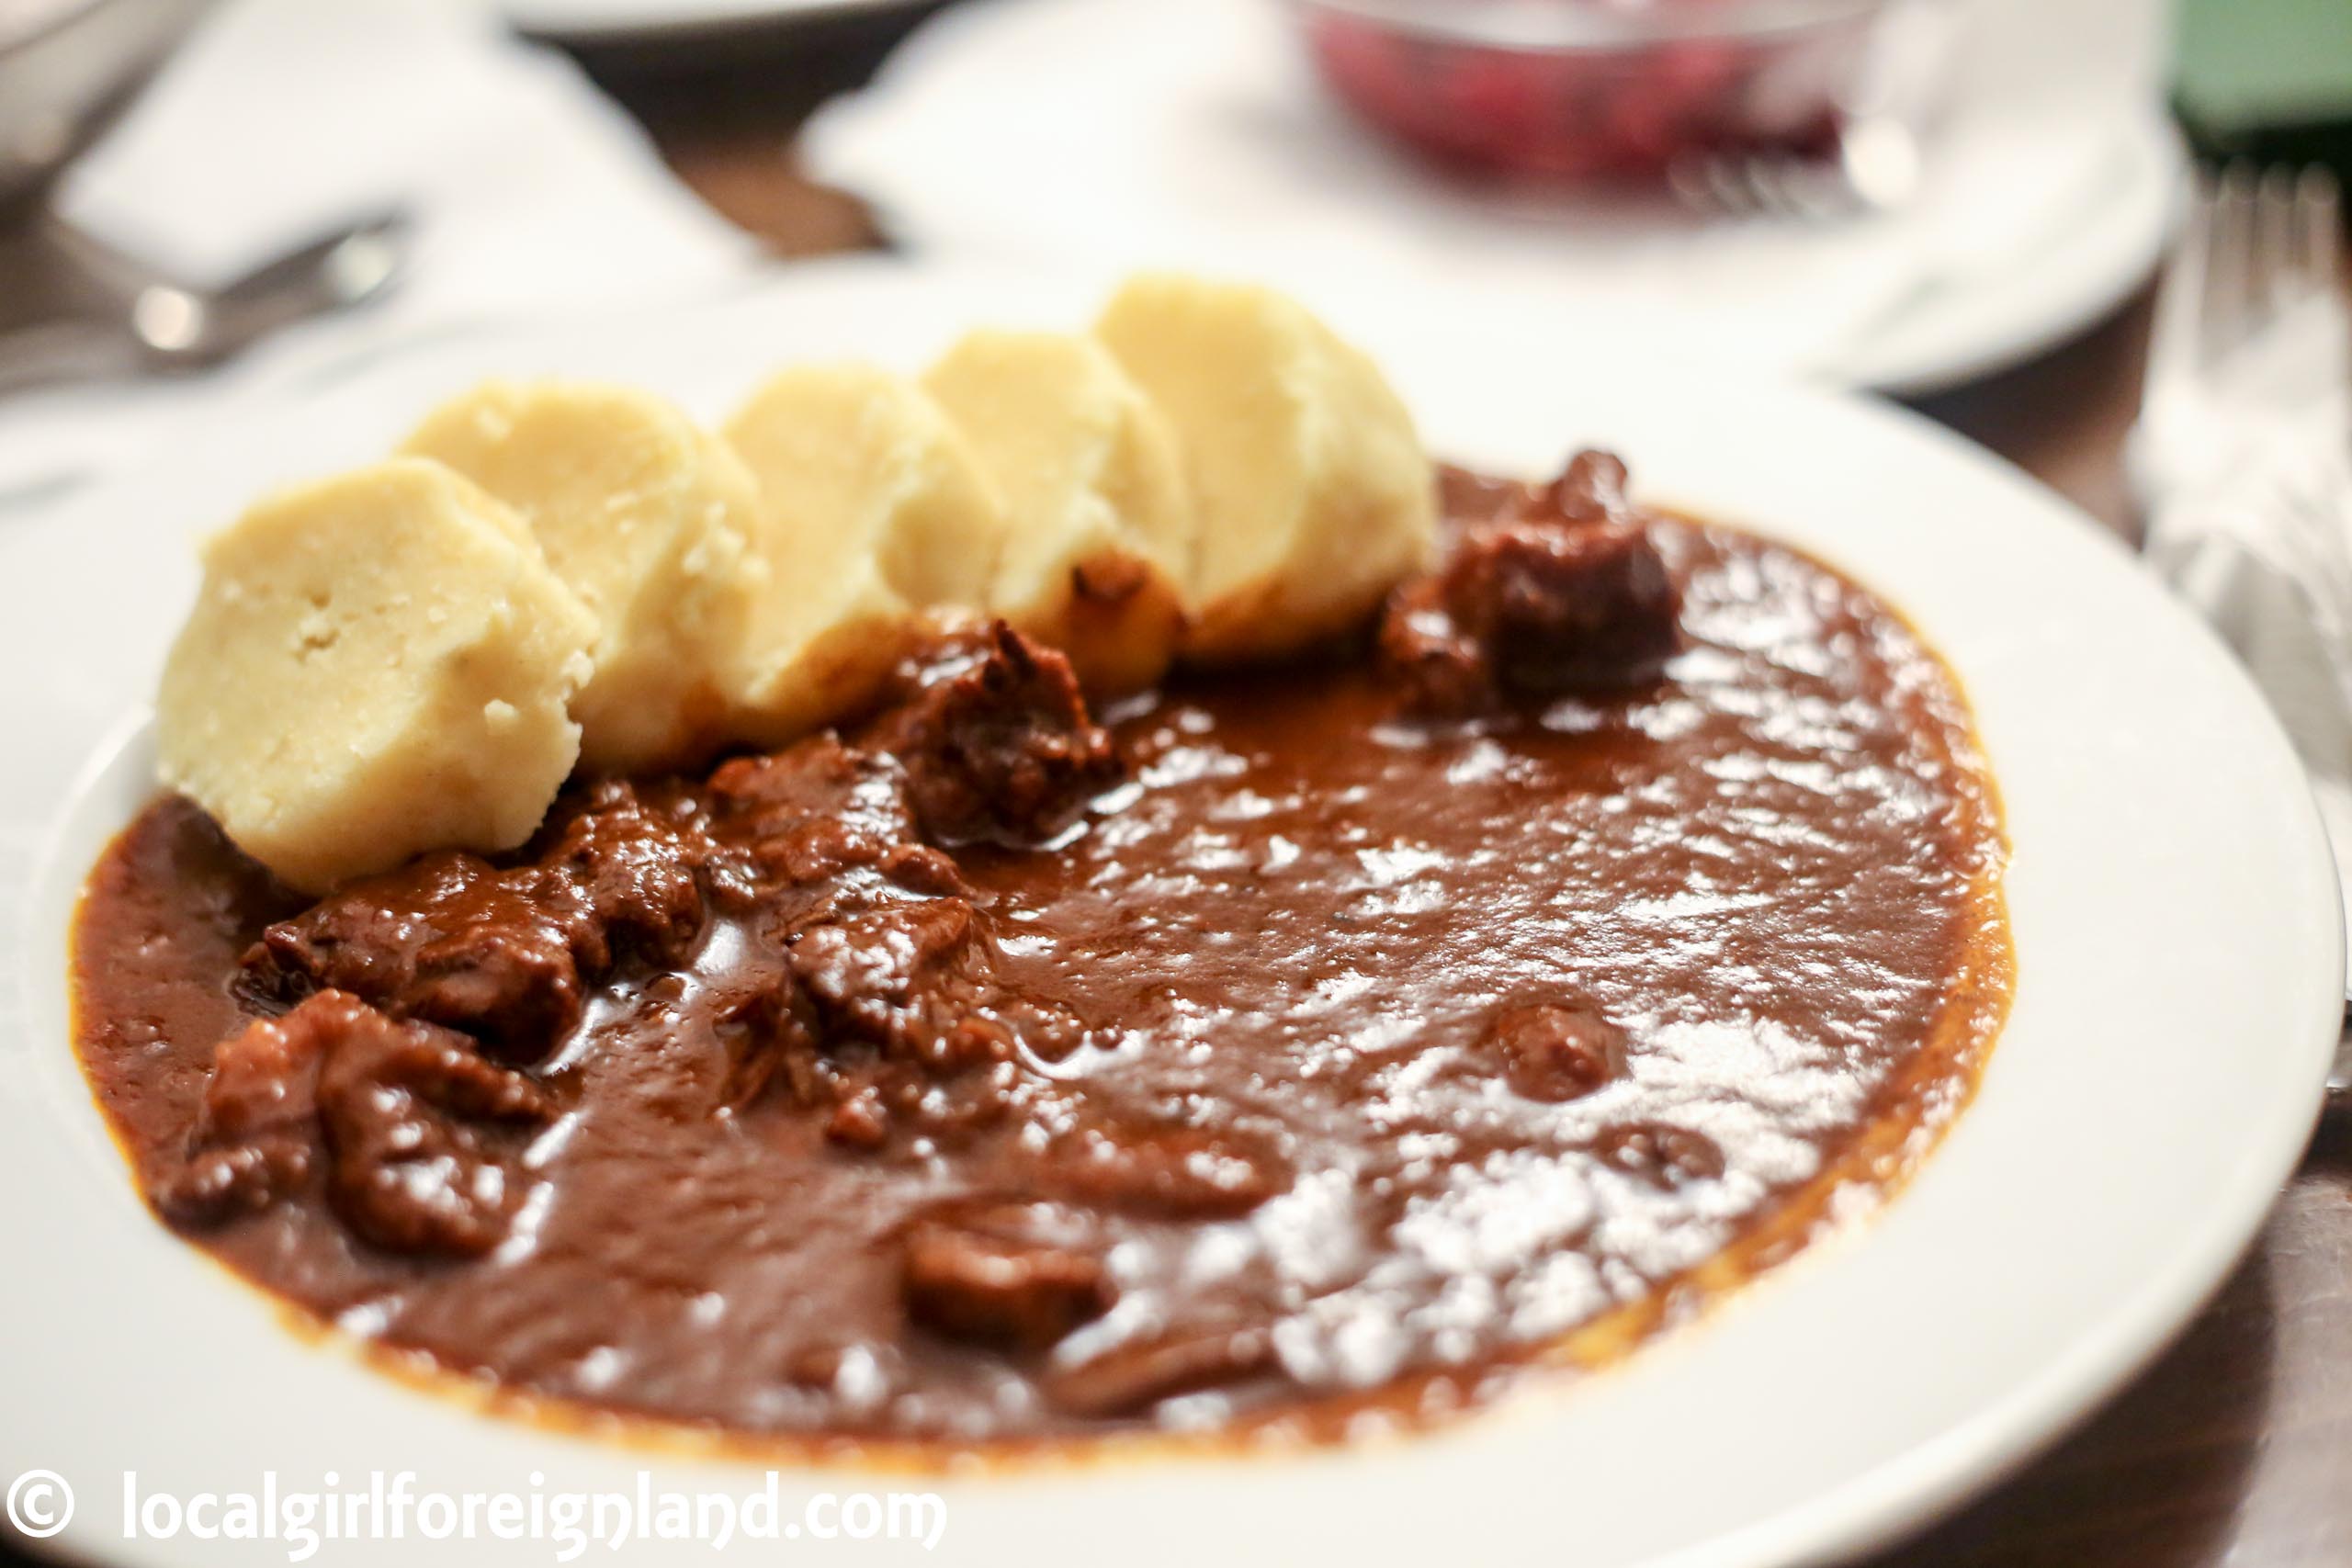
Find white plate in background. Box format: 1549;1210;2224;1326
800;0;2182;396
0;261;2335;1567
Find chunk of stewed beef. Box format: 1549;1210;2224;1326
899;1203;1114;1349
1043;1324;1279;1417
1037;1122;1290;1218
779;895;1098;1092
1485;1000;1628;1102
707;949;820;1111
706;737;952;902
157;1004;333;1224
243;782;709;1063
1443;515;1679;694
159;990;551;1258
243;849;491;1004
862;623;1125;847
1381;449;1681;714
1534;448;1638;527
1377;575;1493;715
703;696;1102;1096
537;778;708;964
402;876;595;1058
786;897;989;1065
247;852;596;1061
1591;1122;1726;1190
311;990;552;1257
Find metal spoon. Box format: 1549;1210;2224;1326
124;209;406;369
0;206;408;395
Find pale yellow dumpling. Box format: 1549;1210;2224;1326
156;458;596;894
924;329;1192;694
1095;275;1436;661
402;379;761;772
721;365;1009;742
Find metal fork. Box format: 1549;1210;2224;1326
1667;116;1924;220
2135;163;2352;1105
2139;160;2350;554
1665;0;1957;220
2140;164;2346;484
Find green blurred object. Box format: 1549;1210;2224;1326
2174;0;2352;180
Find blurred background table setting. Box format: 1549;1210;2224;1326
0;0;758;507
1;0;2349;1562
801;0;2180;392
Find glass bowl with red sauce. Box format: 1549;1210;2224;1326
1292;0;1897;182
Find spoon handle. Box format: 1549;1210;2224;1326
0;318;142;399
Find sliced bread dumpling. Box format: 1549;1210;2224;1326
721;365;1009;742
157;457;596;895
401;379;761;773
1094;274;1438;661
923;329;1191;694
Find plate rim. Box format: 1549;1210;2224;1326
1835;105;2186;396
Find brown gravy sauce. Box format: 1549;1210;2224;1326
71;464;2009;1458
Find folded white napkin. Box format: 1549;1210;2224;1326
0;0;761;505
804;0;2166;384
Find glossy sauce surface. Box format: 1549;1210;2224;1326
72;492;2008;1452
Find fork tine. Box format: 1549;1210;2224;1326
2203;162;2261;367
1724;155;1777;218
1742;156;1804;220
1667;152;1757;219
1668;147;1872;223
1665;155;1717;214
1744;154;1830;221
2147;176;2213;391
2256;164;2301;306
2295;165;2343;293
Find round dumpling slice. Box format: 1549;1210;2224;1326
402;379;761;773
1093;274;1438;661
721;365;1009;742
923;330;1192;694
157;457;597;895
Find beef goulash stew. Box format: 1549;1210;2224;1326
74;451;2010;1452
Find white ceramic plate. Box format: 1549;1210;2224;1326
0;261;2337;1568
1832;107;2180;394
503;0;933;45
